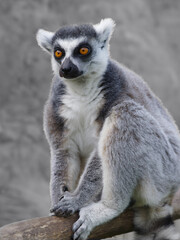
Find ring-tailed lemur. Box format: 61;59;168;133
36;19;180;240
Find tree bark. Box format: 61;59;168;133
0;190;180;240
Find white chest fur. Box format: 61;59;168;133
60;79;103;159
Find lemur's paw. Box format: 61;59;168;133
50;192;79;217
73;214;92;240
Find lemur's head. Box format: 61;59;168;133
36;19;115;80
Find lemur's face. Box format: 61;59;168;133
36;19;115;80
51;33;99;79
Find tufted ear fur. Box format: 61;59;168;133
36;29;54;53
93;18;115;45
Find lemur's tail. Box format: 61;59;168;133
134;205;179;240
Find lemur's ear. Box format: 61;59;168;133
94;18;115;44
36;29;54;53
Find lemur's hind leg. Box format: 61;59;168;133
134;205;179;240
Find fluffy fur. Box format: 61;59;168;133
36;19;180;240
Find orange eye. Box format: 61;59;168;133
55;50;63;58
79;47;89;55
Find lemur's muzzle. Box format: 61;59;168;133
60;57;83;79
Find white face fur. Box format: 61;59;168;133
36;18;115;82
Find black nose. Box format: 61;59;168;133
60;57;82;79
61;65;72;74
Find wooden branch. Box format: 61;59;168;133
0;190;180;240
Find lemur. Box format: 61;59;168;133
36;19;180;240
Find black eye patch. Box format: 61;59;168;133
53;45;65;62
73;42;92;59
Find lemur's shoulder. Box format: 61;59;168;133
97;59;145;122
99;59;170;122
104;59;150;95
101;59;175;128
101;59;151;100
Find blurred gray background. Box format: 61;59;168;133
0;0;180;239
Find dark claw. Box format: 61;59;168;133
67;209;73;216
55;209;63;216
62;213;69;218
69;209;73;215
61;208;71;217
